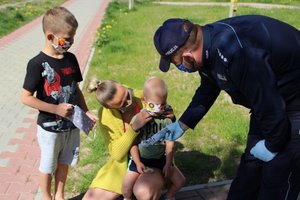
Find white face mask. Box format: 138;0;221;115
119;88;135;113
144;102;166;116
52;35;72;53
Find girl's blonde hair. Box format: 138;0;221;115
86;77;118;108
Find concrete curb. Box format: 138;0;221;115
179;179;232;192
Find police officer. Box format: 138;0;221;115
153;15;300;200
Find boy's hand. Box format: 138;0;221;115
86;111;98;129
56;103;74;118
164;104;175;121
164;107;175;120
136;162;145;174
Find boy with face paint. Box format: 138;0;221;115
122;77;185;200
21;7;97;200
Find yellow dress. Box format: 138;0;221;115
90;92;143;194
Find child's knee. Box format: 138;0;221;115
134;187;151;200
172;170;186;189
178;174;186;187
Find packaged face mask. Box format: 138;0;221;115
68;105;95;135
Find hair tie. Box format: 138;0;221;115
96;80;102;87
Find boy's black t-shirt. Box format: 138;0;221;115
23;51;83;132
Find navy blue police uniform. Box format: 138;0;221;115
177;15;300;200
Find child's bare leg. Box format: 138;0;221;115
122;171;140;200
83;188;121;200
165;166;185;199
39;172;52;200
134;168;164;200
54;163;68;200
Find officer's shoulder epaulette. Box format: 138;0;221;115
213;22;244;66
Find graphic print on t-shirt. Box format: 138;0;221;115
138;118;172;159
42;62;61;99
139;119;168;141
41;62;76;103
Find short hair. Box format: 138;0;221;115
42;7;78;34
86;77;118;108
143;76;168;100
172;23;199;64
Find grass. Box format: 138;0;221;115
65;0;300;197
152;0;300;5
0;0;23;5
0;0;66;37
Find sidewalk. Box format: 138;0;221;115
0;0;232;199
175;180;231;200
0;0;109;199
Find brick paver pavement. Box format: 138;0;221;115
0;0;109;199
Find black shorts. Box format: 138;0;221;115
128;155;166;173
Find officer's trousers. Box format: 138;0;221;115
227;110;300;200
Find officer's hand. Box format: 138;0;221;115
139;121;186;147
164;121;185;141
250;140;278;162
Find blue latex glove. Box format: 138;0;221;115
139;128;169;147
164;121;184;140
139;121;184;147
250;140;278;162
